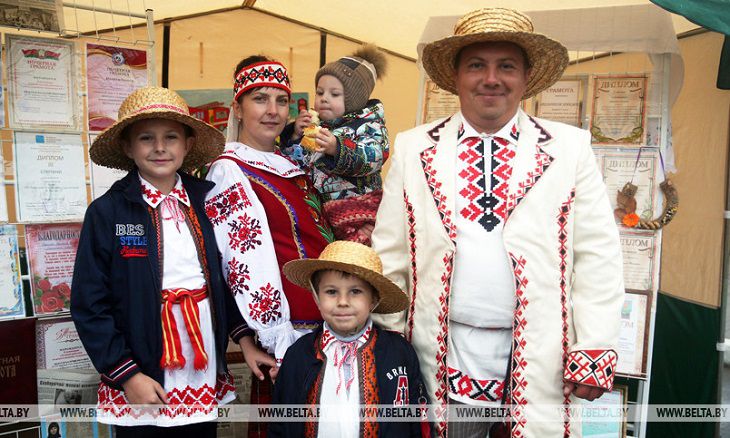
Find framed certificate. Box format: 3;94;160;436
534;76;588;128
13;132;88;222
420;78;460;124
86;43;148;132
88;134;127;199
597;147;659;224
26;223;82;316
36;317;93;369
590;75;648;145
0;225;24;320
620;229;659;292
7;35;78;131
582;385;628;437
617;290;651;378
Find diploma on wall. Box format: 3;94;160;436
14;132;87;222
26;223;82;316
421;79;461;124
86;44;148;132
620;229;659;292
36;317;93;369
88;134;127;199
617;290;651;378
7;35;77;130
534;78;585;127
598;147;658;225
582;386;628;437
0;225;24;320
590;75;648;145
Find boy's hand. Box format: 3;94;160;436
294;111;313;138
239;336;277;381
121;372;168;404
315;128;338;156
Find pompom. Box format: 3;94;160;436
353;43;387;79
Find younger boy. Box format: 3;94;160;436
72;87;235;437
271;241;430;437
280;45;389;245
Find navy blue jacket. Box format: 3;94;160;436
269;324;431;437
71;170;235;389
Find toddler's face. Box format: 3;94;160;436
315;75;346;121
123;118;192;190
315;270;376;337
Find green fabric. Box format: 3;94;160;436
650;0;730;89
647;292;720;437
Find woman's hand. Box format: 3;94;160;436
294;111;312;139
239;336;277;381
315;128;338;156
121;372;168;404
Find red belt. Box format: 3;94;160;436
160;286;208;370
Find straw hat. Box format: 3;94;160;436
283;241;408;314
90;87;225;171
422;8;569;99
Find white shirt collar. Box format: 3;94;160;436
459;111;520;144
139;174;190;208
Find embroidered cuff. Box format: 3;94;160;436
230;322;255;343
563;349;617;390
100;357;140;389
258;321;304;362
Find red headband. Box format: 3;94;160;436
234;61;291;101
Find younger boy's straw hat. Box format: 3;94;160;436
90;86;225;171
421;8;569;99
283;241;408;314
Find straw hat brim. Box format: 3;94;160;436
283;259;409;314
89;110;225;171
422;31;569;99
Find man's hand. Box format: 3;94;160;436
121;372;168;404
563;381;605;401
238;336;277;381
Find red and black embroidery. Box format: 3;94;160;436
509;253;529;436
420;149;457;242
564;350;617;390
226;257;251;295
140;183;164;205
227;213;263;252
404;191;418;342
434;253;454;434
558;189;576;436
248;283;282;324
358;329;380;438
205;183;253;226
447;366;504;402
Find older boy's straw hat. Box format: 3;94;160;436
422;8;569;99
283;241;408;314
90;86;225;171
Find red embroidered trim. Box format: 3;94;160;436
226;257;251;296
434;253;454;434
131;103;187;116
233;61;291;100
248;283;283;324
140;182;163;206
558;189;576;437
447;366;504;402
509;254;529;436
404;191;418;342
420;149;457;242
359;329;380;437
227;212;263;252
206;183;253;226
564;350;617;390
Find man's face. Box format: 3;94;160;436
455;41;531;133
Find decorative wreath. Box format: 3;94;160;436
615;177;678;230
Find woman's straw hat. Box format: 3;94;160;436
422;8;569;99
283;241;408;314
90;87;225;171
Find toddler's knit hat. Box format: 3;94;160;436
315;44;387;114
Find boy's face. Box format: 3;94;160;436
123;118;192;191
315;270;377;337
315;75;346;121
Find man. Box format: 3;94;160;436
372;8;623;437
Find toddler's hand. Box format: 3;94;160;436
315;128;338;156
294;111;313;138
239;336;277;381
121;372;168;405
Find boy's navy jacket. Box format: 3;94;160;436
71;169;236;389
269;324;430;437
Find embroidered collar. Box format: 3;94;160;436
321;319;373;352
225;142;304;178
458;111;520;145
139;174;191;208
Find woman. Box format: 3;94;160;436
204;56;333;431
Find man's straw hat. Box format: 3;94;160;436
283;241;408;314
422;8;569;99
90;87;225;171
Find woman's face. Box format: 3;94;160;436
233;87;289;151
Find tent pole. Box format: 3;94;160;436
146;9;157;86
